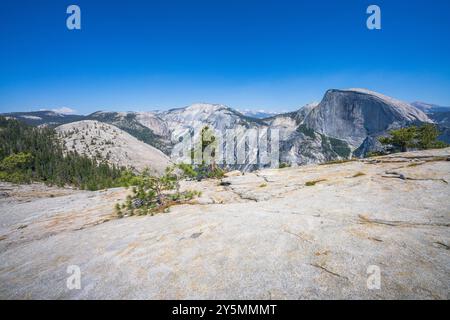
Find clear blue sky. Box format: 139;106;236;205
1;0;450;114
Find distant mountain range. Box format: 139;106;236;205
411;101;450;113
2;89;449;171
239;110;281;119
408;102;450;144
1;110;85;127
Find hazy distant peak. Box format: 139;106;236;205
239;109;280;119
186;103;229;112
411;101;450;113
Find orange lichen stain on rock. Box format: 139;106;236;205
314;250;330;256
347;226;371;238
117;241;141;257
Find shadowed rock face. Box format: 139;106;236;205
304;89;432;149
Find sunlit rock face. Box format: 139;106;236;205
304;88;432;150
56;120;171;175
1;148;449;299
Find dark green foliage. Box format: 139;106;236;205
196;164;225;180
177;163;198;179
326;136;352;158
177;162;225;180
182;126;226;181
320;134;352;158
0;117;135;190
379;124;448;153
278;162;291;169
416;123;447;149
0;152;34;172
117;166;201;217
115;203;123;218
379;127;416;152
0;152;34;183
296;124;351;159
296;124;316;138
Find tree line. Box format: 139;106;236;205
379;123;447;153
0;117;136;190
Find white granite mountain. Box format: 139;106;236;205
261;102;352;164
159;103;264;136
3;88;441;168
56;120;171;175
304;89;431;150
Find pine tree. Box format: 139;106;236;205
0;117;135;190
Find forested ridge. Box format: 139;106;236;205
0;117;135;190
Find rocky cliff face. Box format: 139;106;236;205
87;111;171;154
264;102;351;165
280;127;351;165
304;89;431;150
263;103;319;138
159;103;265;137
157;103;351;168
158;104;272;170
2;89;439;167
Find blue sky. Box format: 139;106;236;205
1;0;450;114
